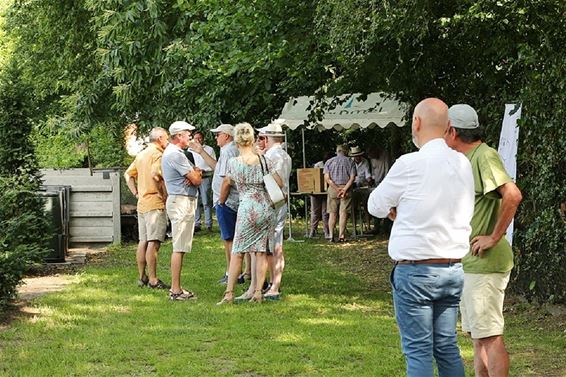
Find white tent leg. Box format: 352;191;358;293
285;130;303;242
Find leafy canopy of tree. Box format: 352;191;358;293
2;0;564;302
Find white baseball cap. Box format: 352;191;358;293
210;124;234;137
169;121;195;135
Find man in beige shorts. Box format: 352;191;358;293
323;144;356;242
161;121;202;301
125;127;170;289
445;104;522;377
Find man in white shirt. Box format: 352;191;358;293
367;147;389;187
368;98;475;377
190;131;217;232
257;121;292;300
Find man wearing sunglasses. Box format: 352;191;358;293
190;124;242;285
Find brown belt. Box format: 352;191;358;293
396;258;461;265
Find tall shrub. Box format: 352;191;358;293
512;7;566;302
0;64;49;312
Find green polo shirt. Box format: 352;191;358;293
463;143;514;273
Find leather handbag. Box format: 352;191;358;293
259;155;286;209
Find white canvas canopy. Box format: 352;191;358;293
275;92;408;131
274;92;407;240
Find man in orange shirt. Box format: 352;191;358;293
125;127;170;289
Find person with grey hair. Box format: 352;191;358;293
124;127;170;289
257;121;292;301
445;104;522;377
217;123;283;304
162;121;202;301
323;144;356;242
189;124;250;286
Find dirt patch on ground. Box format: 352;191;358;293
17;275;75;301
0;247;105;329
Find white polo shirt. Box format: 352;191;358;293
368;138;474;261
190;144;216;173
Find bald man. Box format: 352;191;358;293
368;98;475;377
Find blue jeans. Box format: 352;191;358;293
391;263;465;377
195;176;212;227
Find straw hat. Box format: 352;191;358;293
349;146;364;157
257;119;286;137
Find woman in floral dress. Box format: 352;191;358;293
217;123;283;304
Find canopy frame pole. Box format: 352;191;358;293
302;127;309;237
285;130;303;242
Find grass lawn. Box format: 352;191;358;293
1;228;565;376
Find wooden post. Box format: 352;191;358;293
110;171;121;244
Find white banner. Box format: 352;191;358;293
497;104;522;245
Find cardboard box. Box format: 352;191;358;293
297;168;326;193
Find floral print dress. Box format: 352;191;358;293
228;156;276;253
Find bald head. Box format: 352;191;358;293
411;98;449;148
414;98;449;131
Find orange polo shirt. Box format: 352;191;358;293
125;143;165;213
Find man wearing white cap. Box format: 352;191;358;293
161;121;202;300
189;124;244;285
257;120;291;300
445;104;522;377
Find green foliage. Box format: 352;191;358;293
512;8;566;302
0;64;50;312
34;121;128;169
88;124;129;168
33;121;87;169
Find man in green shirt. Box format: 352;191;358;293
445;104;522;377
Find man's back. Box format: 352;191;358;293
368;139;475;261
324;155;355;185
125;144;165;213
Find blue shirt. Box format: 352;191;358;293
212;141;240;210
324;154;356;185
161;143;198;197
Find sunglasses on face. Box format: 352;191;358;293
258;136;266;141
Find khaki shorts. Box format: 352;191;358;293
166;195;197;253
138;209;167;242
460;271;511;339
326;185;352;217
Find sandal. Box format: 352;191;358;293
137;275;149;287
237;272;251;284
234;291;254;304
216;290;234;305
263;291;281;301
249;289;263;303
169;289;196;301
149;279;171;289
